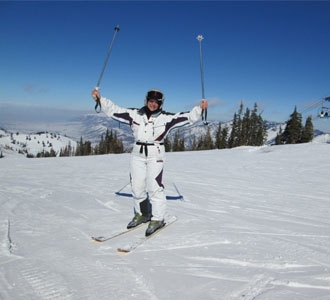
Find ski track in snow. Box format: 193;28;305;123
1;143;330;299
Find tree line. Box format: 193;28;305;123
35;129;124;158
62;129;124;157
165;102;268;152
275;107;314;145
34;103;314;158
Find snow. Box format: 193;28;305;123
1;142;330;299
0;129;76;157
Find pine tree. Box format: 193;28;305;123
98;133;106;154
203;127;214;150
214;123;228;149
60;141;74;157
171;131;185;152
228;112;239;148
281;106;303;144
300;116;314;143
179;137;185;151
112;132;124;153
83;140;92;155
75;136;84;156
172;131;180;152
93;129;125;155
190;136;197;151
241;107;251;145
227;102;267;148
220;127;228;149
164;137;171;152
275;126;283;145
75;137;92;156
196;135;204;151
215;123;222;149
50;148;57;157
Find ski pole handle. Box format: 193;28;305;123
92;87;100;100
92;87;101;113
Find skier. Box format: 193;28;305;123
91;88;208;236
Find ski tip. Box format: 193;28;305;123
92;236;105;242
117;248;130;253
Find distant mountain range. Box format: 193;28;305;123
0;113;329;158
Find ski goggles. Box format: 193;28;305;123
147;91;163;101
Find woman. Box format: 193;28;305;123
91;88;208;236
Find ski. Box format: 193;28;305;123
91;222;147;243
117;216;177;254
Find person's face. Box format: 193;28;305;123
147;99;160;112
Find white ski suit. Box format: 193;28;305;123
100;96;203;221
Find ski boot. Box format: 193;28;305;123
127;198;151;229
127;213;150;229
145;220;165;236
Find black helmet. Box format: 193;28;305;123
145;89;165;110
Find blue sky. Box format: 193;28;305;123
1;1;330;131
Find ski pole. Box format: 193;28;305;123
93;25;120;113
196;34;208;125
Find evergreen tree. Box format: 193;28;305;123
112;132;124;153
36;149;56;158
220;127;228;149
93;144;100;155
203;127;214;150
60;141;74;157
255;116;267;146
241;107;251;145
281;106;303;144
248;103;267;146
75;136;92;156
172;131;180;152
83;140;92;155
179;137;185;151
228;112;239;148
190;136;197;151
215;123;222;149
75;136;84;156
172;131;185;152
275;126;283;145
236;102;244;146
98;133;106;154
227;102;267;148
94;129;124;155
300;115;314;143
107;130;114;153
215;123;228;149
50;148;57;157
249;103;258;145
196;134;204;151
164;137;171;152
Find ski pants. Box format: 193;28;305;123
130;143;166;221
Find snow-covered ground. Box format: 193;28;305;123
0;129;77;157
1;142;330;299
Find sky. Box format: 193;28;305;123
1;1;330;131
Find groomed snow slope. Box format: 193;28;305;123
1;142;330;300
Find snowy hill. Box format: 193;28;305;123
0;129;77;158
1;142;330;299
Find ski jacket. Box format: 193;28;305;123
100;97;202;144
